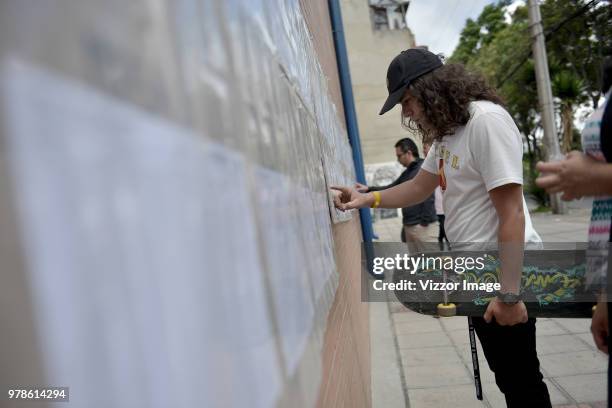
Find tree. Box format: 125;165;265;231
551;70;586;152
449;0;612;204
450;1;511;65
541;0;612;108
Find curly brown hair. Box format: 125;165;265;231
402;64;504;144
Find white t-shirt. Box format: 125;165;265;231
421;101;541;244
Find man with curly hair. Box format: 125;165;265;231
333;48;550;407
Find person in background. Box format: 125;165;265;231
356;137;436;250
536;56;612;407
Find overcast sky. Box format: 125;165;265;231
406;0;499;58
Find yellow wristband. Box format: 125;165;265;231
371;191;381;208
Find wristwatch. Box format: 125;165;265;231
495;291;522;305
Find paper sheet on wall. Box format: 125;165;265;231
321;155;354;224
1;58;281;408
253;167;315;376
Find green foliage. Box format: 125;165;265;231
552;70;587;152
452;18;482;65
552;71;585;101
527;183;550;208
523;157;549;205
449;1;511;65
450;0;612;203
541;0;612;107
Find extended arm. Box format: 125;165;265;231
376;168;438;208
357;168;409;192
333;168;438;211
536;151;612;200
367;176;402;192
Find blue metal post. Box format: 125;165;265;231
328;0;375;245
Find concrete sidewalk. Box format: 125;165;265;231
370;208;608;408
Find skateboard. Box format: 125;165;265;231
390;249;597;318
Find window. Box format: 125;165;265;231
368;0;410;31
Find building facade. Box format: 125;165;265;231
341;0;418;165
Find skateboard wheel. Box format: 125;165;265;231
437;303;456;317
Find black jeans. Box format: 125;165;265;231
437;214;447;243
471;317;551;408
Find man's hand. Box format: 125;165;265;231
483;298;528;326
591;300;609;354
354;182;369;193
535;151;597;201
331;186;374;211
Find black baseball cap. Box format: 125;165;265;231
379;48;443;115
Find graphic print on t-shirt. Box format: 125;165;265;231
438;158;447;191
437;145;461;191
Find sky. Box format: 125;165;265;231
405;0;506;58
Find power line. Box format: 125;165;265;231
429;0;462;52
496;0;601;88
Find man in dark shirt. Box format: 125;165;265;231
357;138;437;249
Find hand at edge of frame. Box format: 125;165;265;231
535;151;598;200
591;299;609;354
330;186;373;211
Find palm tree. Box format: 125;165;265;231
552;70;586;153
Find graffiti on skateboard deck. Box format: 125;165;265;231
388;249;596;318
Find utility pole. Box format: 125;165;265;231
527;0;566;214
